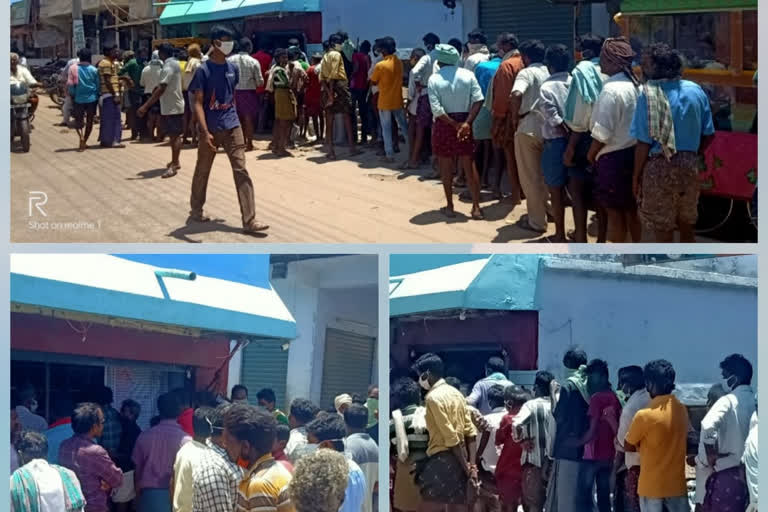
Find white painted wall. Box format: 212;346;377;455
534;269;757;390
321;0;464;50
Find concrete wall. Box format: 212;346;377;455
534;266;757;388
321;0;464;50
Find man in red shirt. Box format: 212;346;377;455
251;41;273;134
272;423;294;473
173;388;194;437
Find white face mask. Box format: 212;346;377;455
419;373;432;391
218;41;234;56
721;376;737;393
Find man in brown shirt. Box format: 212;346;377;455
490;32;525;207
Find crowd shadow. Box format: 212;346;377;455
167;217;269;243
410;209;471;226
126;168;169;180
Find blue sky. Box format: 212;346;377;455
114;254;272;288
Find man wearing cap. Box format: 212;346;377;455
427;44;485;221
335;394;353;416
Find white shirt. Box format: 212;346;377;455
182;57;202;91
590;73;640;159
172;439;209;512
700;385;756;472
464;48;490;73
227;53;264;91
140;63;163;94
10;66;36;88
159;57;185;116
538;71;571;140
512;397;554;467
742;419;757;506
369;54;382;94
286;426;308;460
411;50;439;89
11;459;83;512
479;407;506;472
427;66;484;118
616;389;651;469
512;63;549;136
565;62;607;133
15;406;48;433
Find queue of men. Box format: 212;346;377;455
390;353;758;512
11;383;380;512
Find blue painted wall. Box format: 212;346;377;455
390;254;490;276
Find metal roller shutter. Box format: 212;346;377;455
106;364;185;431
240;339;290;410
479;0;592;50
320;329;376;410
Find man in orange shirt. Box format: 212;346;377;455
490;32;525;205
370;36;408;164
624;359;690;512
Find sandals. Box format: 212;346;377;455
471;209;485;221
514;216;547;233
243;220;270;234
162;164;180;179
189;212;211;223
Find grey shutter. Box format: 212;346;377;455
320;329;376;410
240;339;289;410
479;0;593;51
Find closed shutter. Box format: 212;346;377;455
320;329;376;410
105;364;184;430
240;339;289;410
479;0;592;50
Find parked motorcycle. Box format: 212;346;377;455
11;83;32;153
42;74;66;107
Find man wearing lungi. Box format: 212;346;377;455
427;44;485;220
412;353;478;512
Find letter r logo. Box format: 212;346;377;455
29;191;48;217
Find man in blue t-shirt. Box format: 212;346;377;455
188;25;269;234
631;42;715;243
68;47;100;151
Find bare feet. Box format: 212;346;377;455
471;207;485;220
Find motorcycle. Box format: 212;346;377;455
11;83;32;153
43;74;66;107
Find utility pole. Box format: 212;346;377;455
72;0;85;55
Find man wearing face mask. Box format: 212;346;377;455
699;354;755;512
625;360;689;512
188;25;269;235
15;385;48;433
305;413;367;512
222;404;294;512
411;353;478;512
615;366;650;512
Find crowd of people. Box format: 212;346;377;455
390;353;758;512
10;383;380;512
12;22;725;242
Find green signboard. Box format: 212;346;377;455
10;0;30;27
621;0;757;14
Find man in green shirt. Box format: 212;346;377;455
257;388;290;425
118;50;145;140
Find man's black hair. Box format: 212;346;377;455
545;44;570;73
448;38;463;54
720;354;753;385
423;33;440;47
16;431;48;461
412;352;444;379
287;47;301;61
210;403;232;431
343;403;369;430
618;366;645;392
519;40;546;63
194;406;215;438
95;386;114;406
210;25;235;42
158;392;181;420
231;384;249;399
336;31;349;42
504;385;531;407
351;394;366;405
256;388;277;405
239;37;253;54
52;394;74;420
563;348;588;370
120;399;141;419
223;403;277;455
379;37;396;56
150;416;161;428
276;423;291;442
322;40;331;52
644;359;676;395
579;33;605;59
157;43;174;60
534;371;555;396
195;391;218;408
360;40;372;53
71;402;102;435
445;376;462;390
78;47;92;62
468;30;488;45
329;33;344;46
172;388;192;408
392;377;420;410
645;43;683;80
306;413;346;452
486;357;507;375
290;398;320;425
18;385;35;404
487;384;506;409
585;359;610;379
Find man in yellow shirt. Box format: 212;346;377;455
370;37;407;164
412;353;478;512
319;33;362;160
222;404;295;512
625;359;690;512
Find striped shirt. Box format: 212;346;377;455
512;397;554;467
389;405;429;463
236;454;294;512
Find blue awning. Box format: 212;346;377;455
11;254;297;339
158;0;321;26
